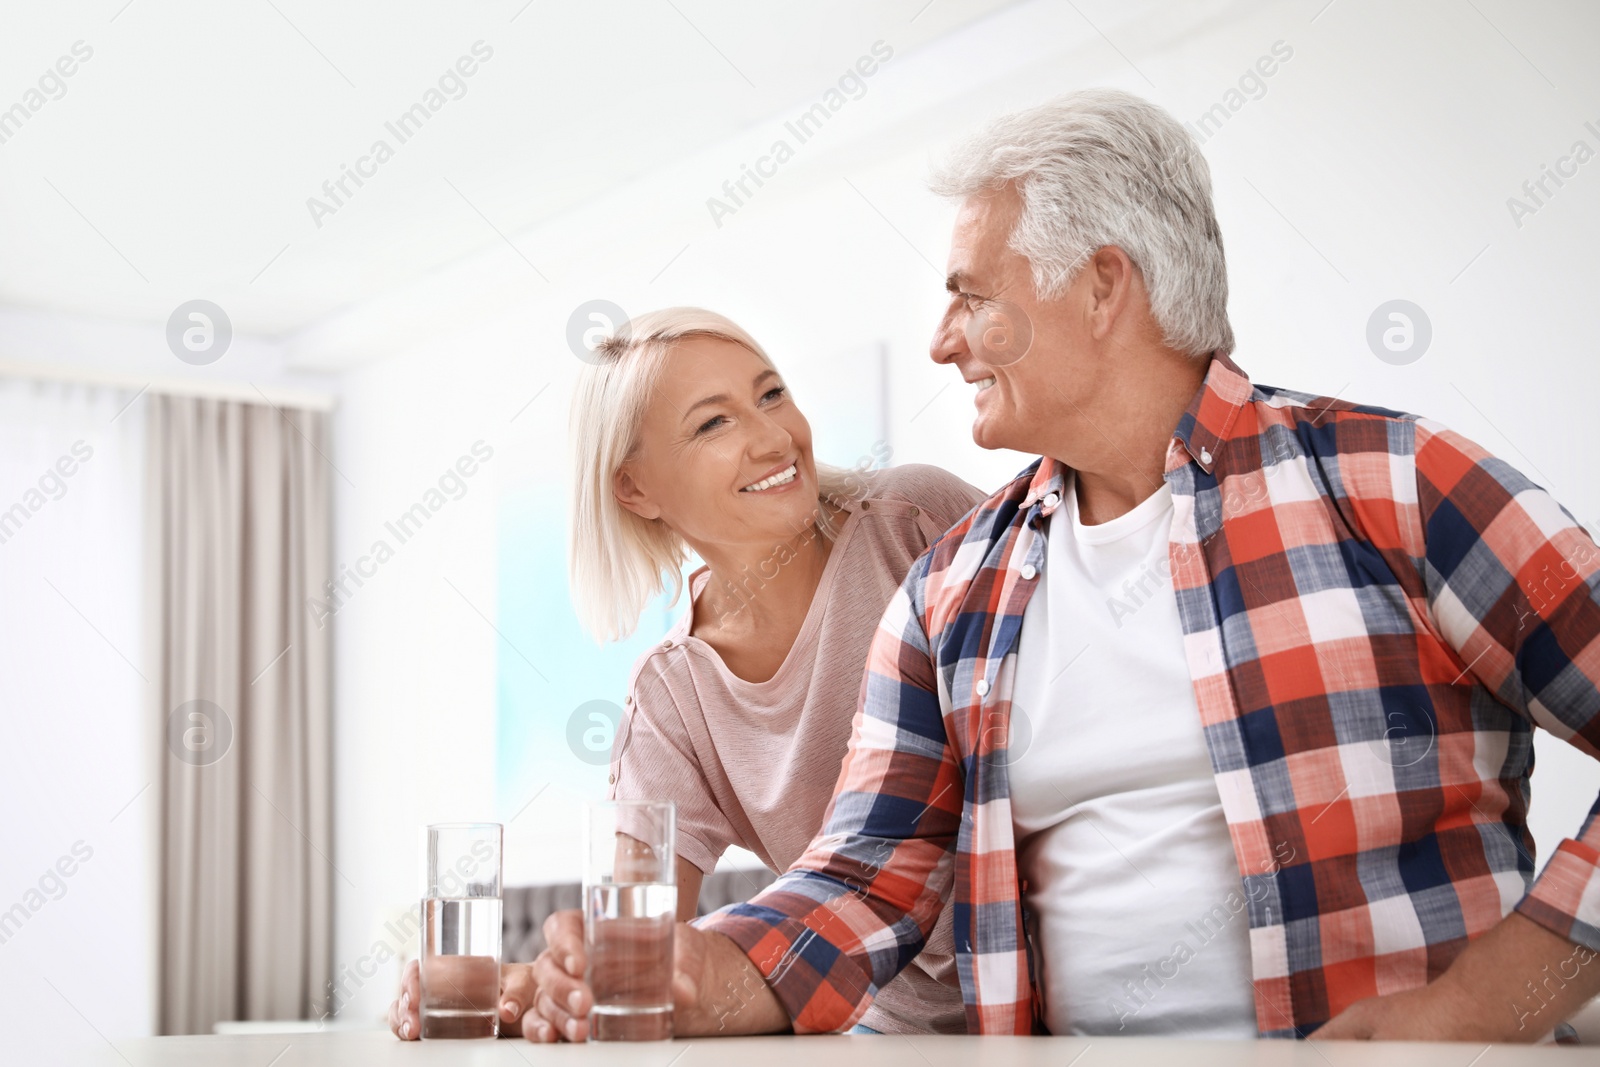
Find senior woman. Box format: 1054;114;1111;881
389;308;984;1041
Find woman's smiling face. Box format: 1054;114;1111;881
612;335;821;553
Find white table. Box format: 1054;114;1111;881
59;1031;1594;1065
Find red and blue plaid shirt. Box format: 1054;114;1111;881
698;352;1600;1037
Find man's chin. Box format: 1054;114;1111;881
970;416;1010;452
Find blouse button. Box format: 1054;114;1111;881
623;695;632;705
1200;448;1213;465
1042;492;1061;508
975;679;991;697
660;640;674;651
1020;564;1038;581
909;506;921;517
608;773;615;785
860;500;872;510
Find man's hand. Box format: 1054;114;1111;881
528;910;590;1041
1318;913;1599;1042
529;909;791;1040
386;958;543;1040
1315;981;1500;1042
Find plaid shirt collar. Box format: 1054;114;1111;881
1019;348;1250;523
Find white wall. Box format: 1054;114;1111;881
0;379;149;1059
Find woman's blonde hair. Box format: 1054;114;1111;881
568;307;861;643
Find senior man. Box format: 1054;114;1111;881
533;88;1600;1043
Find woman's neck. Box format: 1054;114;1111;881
690;504;841;643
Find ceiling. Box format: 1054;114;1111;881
0;0;1024;341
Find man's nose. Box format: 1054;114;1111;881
930;307;967;366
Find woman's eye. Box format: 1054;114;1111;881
761;386;786;403
695;415;725;435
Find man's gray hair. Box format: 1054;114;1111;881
931;88;1234;357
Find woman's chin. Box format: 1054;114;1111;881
741;494;818;534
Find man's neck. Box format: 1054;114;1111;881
1056;352;1210;526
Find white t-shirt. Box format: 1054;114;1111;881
1008;471;1257;1038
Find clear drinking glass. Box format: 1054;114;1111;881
583;800;677;1042
419;822;503;1039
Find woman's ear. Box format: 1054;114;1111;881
613;465;662;521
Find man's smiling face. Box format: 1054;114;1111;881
929;184;1095;457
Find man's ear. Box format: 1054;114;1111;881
614;465;662;521
1086;245;1140;340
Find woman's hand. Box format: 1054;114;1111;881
386;958;422;1040
387;958;544;1040
528;910;591;1041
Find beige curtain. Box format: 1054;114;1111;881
145;394;333;1034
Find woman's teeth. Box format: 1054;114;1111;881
741;463;797;492
975;377;997;391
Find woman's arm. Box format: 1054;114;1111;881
677;856;704;921
688;570;964;1035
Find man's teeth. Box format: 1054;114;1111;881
975;377;997;391
741;463;797;492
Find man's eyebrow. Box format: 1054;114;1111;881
945;272;970;293
682;369;780;423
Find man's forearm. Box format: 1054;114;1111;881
1318;911;1599;1041
1448;912;1600;1040
676;926;793;1036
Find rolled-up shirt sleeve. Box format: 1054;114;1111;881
610;664;739;875
1413;418;1600;949
694;555;963;1033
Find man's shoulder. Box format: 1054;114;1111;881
1253;382;1421;429
1240;383;1517;513
1246;382;1427;461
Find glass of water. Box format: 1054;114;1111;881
419;822;502;1039
583;800;676;1042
